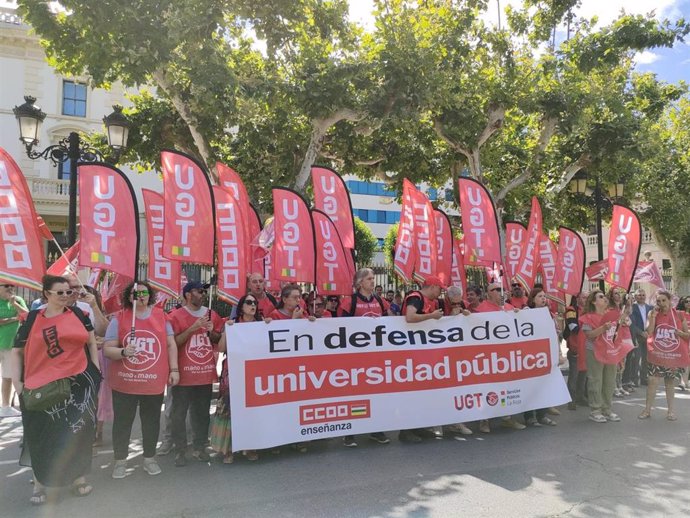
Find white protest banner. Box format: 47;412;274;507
227;308;570;451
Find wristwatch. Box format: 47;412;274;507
121;348;127;358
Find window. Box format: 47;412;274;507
346;180;396;197
59;158;71;180
427;188;438;201
62;80;87;117
444;190;455;202
353;209;400;223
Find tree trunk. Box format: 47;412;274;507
152;69;217;182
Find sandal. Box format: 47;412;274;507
638;410;651;420
30;491;46;506
667;412;677;421
71;482;93;497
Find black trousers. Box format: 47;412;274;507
171;384;212;453
622;346;640;385
112;390;164;460
567;350;587;403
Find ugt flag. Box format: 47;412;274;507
606;205;641;290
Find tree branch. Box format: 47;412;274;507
476;105;506;149
550;152;593;193
432;118;471;159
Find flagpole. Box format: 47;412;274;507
130;281;138;349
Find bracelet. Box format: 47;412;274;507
170;368;179;372
121;348;127;357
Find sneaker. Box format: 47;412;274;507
398;430;422;443
342;435;358;448
192;449;211;462
479;420;490;434
447;423;473;435
546;407;561;416
603;413;621;422
0;406;21;418
567;402;577;411
589;412;607;423
174;452;187;467
619;389;629;396
369;432;390;444
539;417;557;426
112;460;127;479
143;457;162;476
501;418;526;430
157;441;173;456
613;389;623;398
526;417;541;427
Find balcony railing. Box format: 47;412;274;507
28;177;70;201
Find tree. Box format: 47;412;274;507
353;216;378;267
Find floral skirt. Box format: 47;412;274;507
209;397;231;455
648;363;684;380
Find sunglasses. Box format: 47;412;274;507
0;284;14;288
244;299;257;306
134;290;150;297
489;288;501;292
511;284;521;288
48;289;74;296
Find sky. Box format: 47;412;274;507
348;0;690;85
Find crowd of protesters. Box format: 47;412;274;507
1;269;689;506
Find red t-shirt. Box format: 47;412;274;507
475;300;514;313
109;308;170;395
168;306;224;386
255;294;277;319
20;308;91;389
339;293;385;317
268;308;308;320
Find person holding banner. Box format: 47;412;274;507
168;281;224;467
0;283;27;417
639;290;689;421
213;294;264;464
104;281;179;479
464;286;483;313
268;285;316;322
11;275;101;504
248;273;278;319
580;290;620;423
474;283;524;433
523;287;558;427
338;269;392;447
563;292;589;410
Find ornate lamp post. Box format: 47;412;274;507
569;170;625;290
13;96;130;246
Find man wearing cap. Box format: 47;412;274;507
398;276;445;443
0;283;27;417
168;281;225;466
474;282;524;433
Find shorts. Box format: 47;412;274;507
0;348;11;378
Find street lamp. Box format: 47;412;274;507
13;96;130;247
569;170;625;290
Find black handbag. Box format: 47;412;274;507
22;377;71;411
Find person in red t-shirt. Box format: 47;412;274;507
474;283;524;434
307;293;331;318
104;281;179;479
268;285;315;322
464;286;483;313
168;281;224;467
11;274;101;504
508;282;528;309
247;273;278;319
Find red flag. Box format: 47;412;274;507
515;197;543;290
538;234;560;302
102;271;133;315
393;179;417;282
248;204;265;271
555;227;585;296
47;240;80;276
594;310;635;364
272;188;315;283
434;209;453;288
457;177;501;266
409;186;437;283
586;259;608;281
161;150;215;265
217;162;252;274
78;163;139;279
606;205;642;290
213;186;247;304
36;215;54;241
143;189;181;297
311;166;355;249
634;261;665;289
505;222;526;281
312;210;353;295
0;148;46;290
450;237;467;296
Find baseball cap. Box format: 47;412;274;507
183;281;210;296
423;275;445;288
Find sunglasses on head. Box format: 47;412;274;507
244;299;257;306
48;289;74;296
